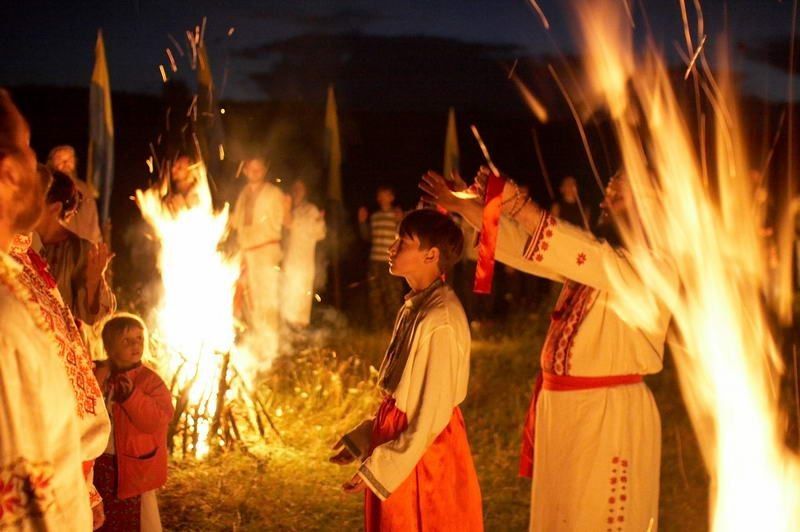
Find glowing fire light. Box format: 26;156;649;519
136;162;240;457
572;1;800;529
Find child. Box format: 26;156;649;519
94;314;174;532
358;186;405;329
331;209;483;531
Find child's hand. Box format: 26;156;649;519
329;437;356;465
342;473;365;494
112;374;134;402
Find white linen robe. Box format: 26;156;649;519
497;213;675;532
0;252;92;531
282;202;326;326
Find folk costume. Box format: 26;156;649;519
231;181;284;342
10;234;111;513
282;200;326;326
0;248;93;530
496;213;674;532
342;280;483;531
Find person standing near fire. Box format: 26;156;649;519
231;157;291;351
358;185;404;330
421;167;674;532
0;88;94;530
282;178;326;328
47;144;103;244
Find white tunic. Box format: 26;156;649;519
231;182;285;337
0;252;92;531
496;213;674;532
282;202;326;326
344;282;471;500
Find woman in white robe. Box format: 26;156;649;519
282;179;326;327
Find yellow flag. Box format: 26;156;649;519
325;85;342;202
88;29;114;221
443;107;459;181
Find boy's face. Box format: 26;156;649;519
109;326;145;369
388;233;437;277
376;189;394;209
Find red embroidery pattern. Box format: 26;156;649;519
0;459;55;526
9;241;100;418
523;213;557;262
576;253;587;266
540;281;596;375
606;456;630;532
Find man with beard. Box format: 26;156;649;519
47;145;103;244
421;167;674;532
0;89;92;530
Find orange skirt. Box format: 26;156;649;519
365;397;483;532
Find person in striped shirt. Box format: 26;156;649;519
358;186;404;329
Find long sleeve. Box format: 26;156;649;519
0;306;92;531
119;373;174;435
357;326;463;500
499;212;661;293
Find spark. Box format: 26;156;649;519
146;157;154;174
547;64;604;193
531;128;555;201
507;58;519;79
220;107;226;114
510;73;549;123
167;34;185;57
314;294;322;303
527;0;550;30
684;35;708;80
227;27;235;37
218;144;225;161
166;48;178;73
469;125;500;176
234;161;244;179
159;64;167;83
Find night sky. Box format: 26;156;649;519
1;0;797;101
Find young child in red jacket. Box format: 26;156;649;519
94;313;174;531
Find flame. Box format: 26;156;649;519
136;163;240;457
573;1;800;529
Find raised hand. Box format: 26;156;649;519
86;242;113;288
419;170;462;212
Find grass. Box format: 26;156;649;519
159;310;710;531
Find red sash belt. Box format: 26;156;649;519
518;371;643;478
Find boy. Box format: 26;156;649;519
331;209;483;531
358;186;405;329
94;314;174;531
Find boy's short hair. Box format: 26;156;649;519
398;209;464;272
102;313;148;352
376;185;394;194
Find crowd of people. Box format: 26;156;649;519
0;90;172;531
0;81;684;532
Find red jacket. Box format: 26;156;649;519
95;363;174;500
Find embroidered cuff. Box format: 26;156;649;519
358;463;391;501
341;435;362;460
522;213;556;263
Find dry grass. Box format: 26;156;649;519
159;312;709;531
